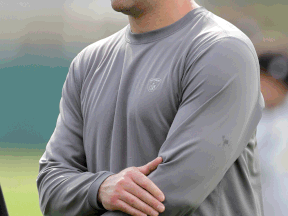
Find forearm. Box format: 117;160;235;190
37;150;115;215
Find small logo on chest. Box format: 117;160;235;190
147;78;162;92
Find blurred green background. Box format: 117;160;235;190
1;0;287;215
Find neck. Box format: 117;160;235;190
128;0;200;34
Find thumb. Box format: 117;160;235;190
137;157;163;176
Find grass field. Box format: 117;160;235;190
0;145;45;216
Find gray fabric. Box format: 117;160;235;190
37;6;265;216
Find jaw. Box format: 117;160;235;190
111;0;153;17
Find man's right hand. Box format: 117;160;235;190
97;157;165;216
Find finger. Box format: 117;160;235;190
116;199;147;216
132;172;165;202
137;157;163;176
124;180;165;213
120;190;159;216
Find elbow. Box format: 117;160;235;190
36;176;50;215
160;193;199;215
36;168;59;215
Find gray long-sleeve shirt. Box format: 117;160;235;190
37;6;265;216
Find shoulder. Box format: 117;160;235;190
181;11;262;96
183;10;259;72
75;25;127;70
206;11;257;58
68;25;128;85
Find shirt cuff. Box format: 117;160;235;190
88;171;115;211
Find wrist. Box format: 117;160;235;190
97;187;102;204
87;171;115;210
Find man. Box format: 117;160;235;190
250;30;288;216
257;53;288;216
0;185;9;216
259;53;288;109
37;0;265;215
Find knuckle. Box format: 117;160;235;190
154;203;162;212
145;195;160;209
145;167;150;173
125;195;137;207
129;197;136;206
110;194;119;205
139;165;148;174
116;177;126;187
130;166;137;170
146;164;152;172
141;204;153;215
118;204;133;215
118;178;125;185
153;201;160;209
114;187;122;196
141;181;148;189
149;210;158;216
130;209;143;216
126;168;137;175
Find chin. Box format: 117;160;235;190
111;0;132;12
111;0;145;16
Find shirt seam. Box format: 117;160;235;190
204;11;229;37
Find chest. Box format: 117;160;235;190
81;44;185;136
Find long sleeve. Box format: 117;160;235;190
36;55;115;216
101;37;263;215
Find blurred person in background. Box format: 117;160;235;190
0;185;9;216
37;0;265;215
252;31;288;216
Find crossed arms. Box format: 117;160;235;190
37;37;262;215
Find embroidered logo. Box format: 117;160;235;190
147;78;162;92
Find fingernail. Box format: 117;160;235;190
159;195;165;201
158;204;165;212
